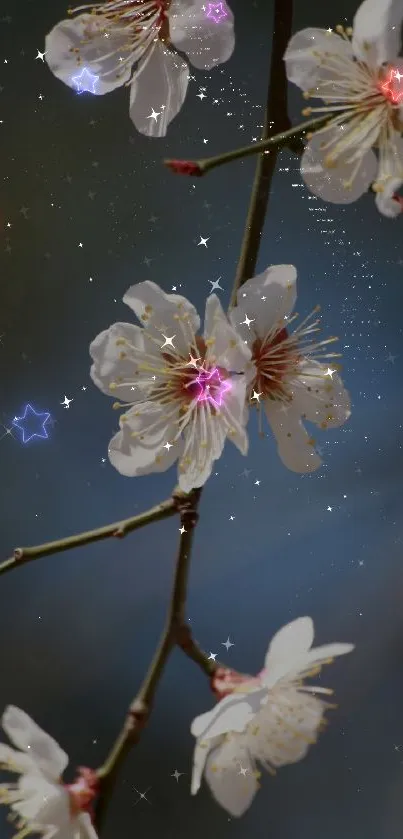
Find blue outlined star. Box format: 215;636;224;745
12;404;51;443
72;67;99;94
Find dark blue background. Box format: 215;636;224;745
0;0;403;836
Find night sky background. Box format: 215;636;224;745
1;0;403;836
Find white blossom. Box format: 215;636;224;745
90;281;251;492
230;264;351;473
284;0;403;216
45;0;235;136
191;617;354;817
0;706;98;839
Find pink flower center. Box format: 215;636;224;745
251;327;300;402
65;767;99;817
210;667;258;700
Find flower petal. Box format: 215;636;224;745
123;281;200;357
301;131;378;204
191;690;267;741
11;774;68;825
262;617;315;688
249;687;325;767
191;734;222;795
77;812;100;839
89;322;149;402
374;129;403;217
179;405;226;492
2;707;69;781
45;14;133;94
220;376;249;456
204;294;251;372
0;743;39;775
108;402;183;478
352;0;403;66
291;364;351;430
230;264;297;341
284;28;353;91
264;400;322;473
204;738;259;816
129;41;189;137
169;0;235;71
297;642;354;677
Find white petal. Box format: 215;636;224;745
291;365;351;429
77;813;99;839
11;774;69;827
352;0;403;65
375;178;403;216
2;707;68;781
248;688;325;767
374;129;403;217
123;281;200;356
178;402;226;492
0;743;39;775
264;400;322;473
191;734;222;795
129;41;189;137
284;28;353;91
204;294;251;372
230;264;297;341
204;738;259;816
220;376;249;456
296;642;354;676
45;15;133;94
89;322;149;402
301;131;378;204
262;617;314;688
108;403;183;478
169;0;235;70
191;690;266;741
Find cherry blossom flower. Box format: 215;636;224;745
191;617;354;817
0;705;99;839
90;281;251;492
45;0;234;136
284;0;403;216
229;264;351;473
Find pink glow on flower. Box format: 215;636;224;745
205;2;228;23
380;67;403;104
192;366;231;409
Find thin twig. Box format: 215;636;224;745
94;488;209;828
230;0;299;306
0;496;180;576
164;115;329;179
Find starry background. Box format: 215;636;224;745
0;0;403;836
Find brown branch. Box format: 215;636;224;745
230;0;296;307
93;488;214;829
0;496;181;576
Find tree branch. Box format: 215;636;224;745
230;0;298;306
164;114;329;179
94;487;210;828
0;496;181;576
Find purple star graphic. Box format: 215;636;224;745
205;2;228;23
195;367;231;409
12;404;51;443
72;67;99;94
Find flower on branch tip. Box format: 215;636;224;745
44;0;234;137
230;264;351;473
0;705;99;838
89;281;251;493
165;159;203;176
191;616;354;817
284;0;403;217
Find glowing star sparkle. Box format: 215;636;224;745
380;67;403;104
205;2;228;23
193;367;231;409
72;67;99;94
12;404;51;443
